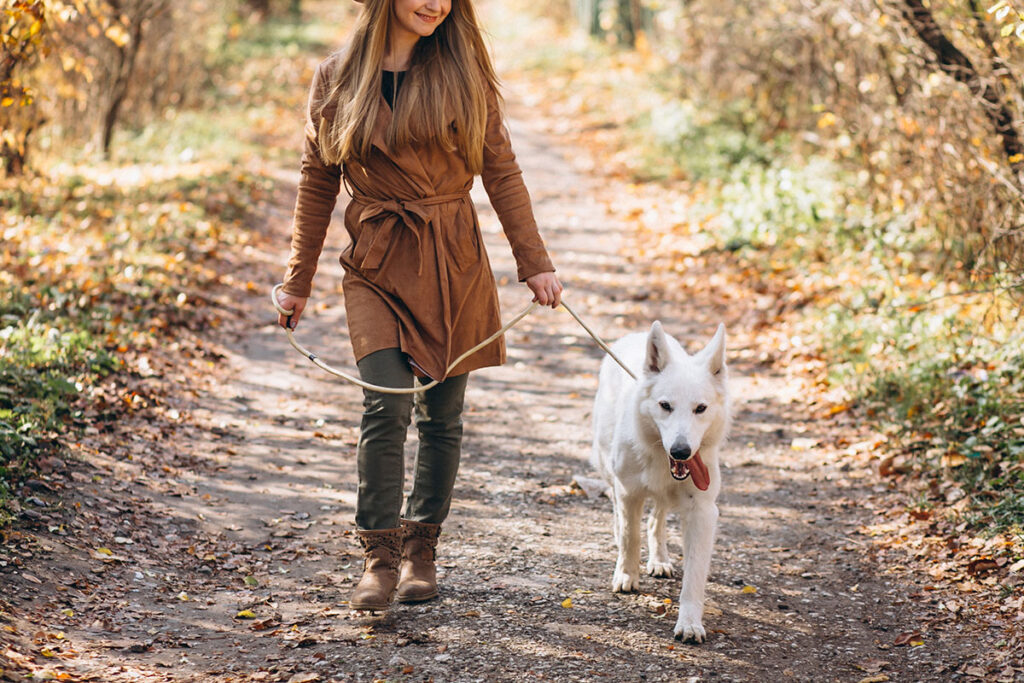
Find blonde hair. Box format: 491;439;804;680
317;0;500;175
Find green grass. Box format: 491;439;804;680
0;167;267;523
0;318;117;512
0;6;349;524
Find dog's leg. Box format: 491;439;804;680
610;494;621;548
646;503;673;578
612;490;644;593
674;501;719;643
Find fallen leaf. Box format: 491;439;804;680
878;454;896;477
967;558;1000;576
857;676;890;683
827;402;850;416
893;631;921;646
741;585;757;594
236;609;257;619
92;548;127;562
251;617;279;631
941;453;967;468
855;660;887;674
561;597;573;608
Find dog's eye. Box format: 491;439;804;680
694;404;707;414
658;401;673;412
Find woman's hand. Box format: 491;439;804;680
276;292;308;329
525;271;563;309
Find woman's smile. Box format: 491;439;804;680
391;0;450;41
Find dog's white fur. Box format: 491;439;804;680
591;322;730;642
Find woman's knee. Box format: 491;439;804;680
363;390;414;423
415;374;467;431
358;348;416;424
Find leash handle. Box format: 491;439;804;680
270;283;636;393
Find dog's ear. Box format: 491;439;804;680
701;323;727;377
645;321;670;375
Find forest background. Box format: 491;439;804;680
2;0;1023;615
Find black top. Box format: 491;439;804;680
382;70;406;109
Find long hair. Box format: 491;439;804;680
318;0;500;175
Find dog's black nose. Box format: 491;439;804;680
670;445;692;461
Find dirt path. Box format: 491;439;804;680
1;101;1001;682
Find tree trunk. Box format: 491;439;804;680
100;37;137;158
2;118;42;176
1;141;25;176
616;0;635;46
99;1;168;158
899;0;1023;174
577;0;602;38
247;0;270;19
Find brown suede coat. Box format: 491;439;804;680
281;55;555;380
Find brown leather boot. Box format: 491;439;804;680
349;528;402;611
396;519;441;603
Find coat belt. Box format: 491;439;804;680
353;191;470;275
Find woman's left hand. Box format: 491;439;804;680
525;271;563;309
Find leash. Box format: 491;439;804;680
271;283;637;394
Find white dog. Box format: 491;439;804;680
591;321;730;642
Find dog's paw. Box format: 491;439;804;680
673;602;706;643
673;618;706;643
646;559;674;578
611;569;640;593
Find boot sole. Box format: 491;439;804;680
396;589;438;603
349;600;391;611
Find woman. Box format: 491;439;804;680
275;0;562;612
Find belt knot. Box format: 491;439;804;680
352;191;469;275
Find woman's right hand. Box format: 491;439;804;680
276;292;308;329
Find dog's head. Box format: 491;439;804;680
639;322;728;488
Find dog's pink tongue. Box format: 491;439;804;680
690;452;710;491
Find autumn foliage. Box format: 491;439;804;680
1;0;261;169
582;0;1024;282
0;0;307;519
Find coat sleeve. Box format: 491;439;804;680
480;87;555;282
281;59;343;298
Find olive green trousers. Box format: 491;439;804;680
355;348;468;530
